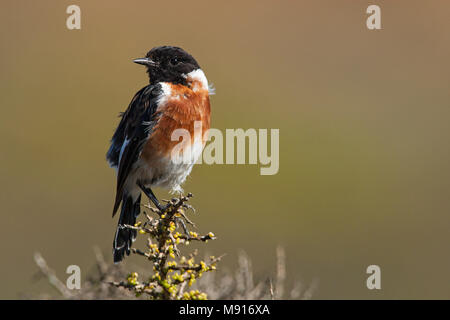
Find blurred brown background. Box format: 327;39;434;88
1;0;449;299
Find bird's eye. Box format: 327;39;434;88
170;57;180;66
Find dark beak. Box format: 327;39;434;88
133;57;157;67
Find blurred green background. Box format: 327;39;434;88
1;0;450;299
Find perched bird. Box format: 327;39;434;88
106;46;211;262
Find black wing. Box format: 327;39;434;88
106;84;162;216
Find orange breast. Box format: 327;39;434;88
141;82;211;162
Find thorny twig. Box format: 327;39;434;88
111;193;219;300
32;194;317;300
33;252;73;298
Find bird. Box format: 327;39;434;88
106;46;211;263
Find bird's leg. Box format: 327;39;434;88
138;183;170;213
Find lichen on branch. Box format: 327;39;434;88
108;193;222;300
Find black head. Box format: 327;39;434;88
133;46;200;85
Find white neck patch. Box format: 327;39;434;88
185;69;208;92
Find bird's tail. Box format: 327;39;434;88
113;192;141;263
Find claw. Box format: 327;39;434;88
176;217;190;235
182;203;196;214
